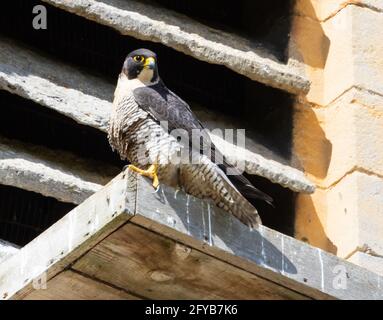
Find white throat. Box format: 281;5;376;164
137;68;154;84
113;73;158;106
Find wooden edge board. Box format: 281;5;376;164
23;270;142;300
131;175;383;300
0;240;20;264
72;221;310;299
4;171;380;300
0;171;137;300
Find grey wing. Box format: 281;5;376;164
133;82;273;205
180;158;263;227
133;82;212;154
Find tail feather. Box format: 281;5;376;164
210;146;273;206
218;163;273;206
214;164;263;228
181;157;271;228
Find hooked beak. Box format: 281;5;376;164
143;57;156;70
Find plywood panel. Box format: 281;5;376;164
24;270;138;300
0;172;136;300
132;177;383;300
73;223;307;300
3;174;382;300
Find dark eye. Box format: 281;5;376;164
133;55;144;63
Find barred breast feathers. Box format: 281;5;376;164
108;73;149;156
109;73;179;165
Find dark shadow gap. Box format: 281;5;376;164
0;91;124;168
145;0;293;62
0;184;75;247
246;175;295;237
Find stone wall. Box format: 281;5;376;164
292;0;383;275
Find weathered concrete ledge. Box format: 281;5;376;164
0;37;112;132
1;172;382;300
41;0;310;95
0;137;119;204
0;36;315;194
0;173;132;300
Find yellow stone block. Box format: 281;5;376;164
296;171;383;258
295;0;349;21
293;88;383;188
291;5;383;106
293;1;383;264
295;0;383;21
295;189;338;253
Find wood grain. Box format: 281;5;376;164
3;173;382;300
24;270;139;300
131;176;383;300
73;223;307;300
1;172;136;300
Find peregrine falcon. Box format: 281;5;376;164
108;49;272;227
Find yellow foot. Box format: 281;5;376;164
127;164;159;189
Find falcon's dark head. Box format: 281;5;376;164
122;49;159;84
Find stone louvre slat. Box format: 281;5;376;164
41;0;310;95
0;36;315;194
0;137;119;205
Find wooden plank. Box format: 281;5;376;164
3;172;382;300
73;223;307;300
1;171;137;300
131;176;383;300
23;270;139;300
0;240;19;264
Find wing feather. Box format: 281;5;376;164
133;81;211;153
133;81;273;205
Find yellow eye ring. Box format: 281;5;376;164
133;55;144;63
